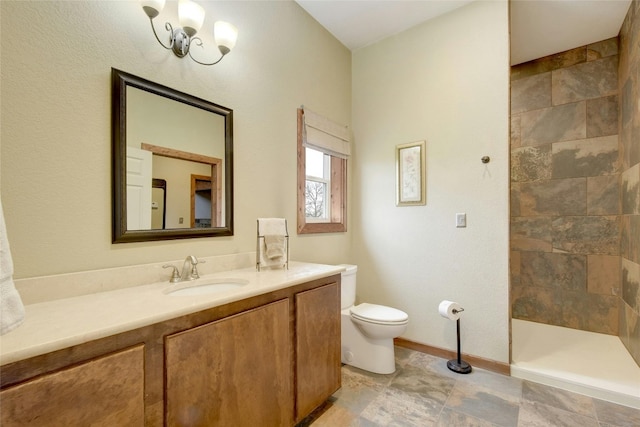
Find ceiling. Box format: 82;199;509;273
294;0;632;65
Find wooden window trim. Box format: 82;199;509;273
297;109;347;234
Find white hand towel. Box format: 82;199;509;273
258;218;287;268
264;235;286;260
257;218;287;236
0;199;25;335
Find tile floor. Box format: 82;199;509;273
299;346;640;427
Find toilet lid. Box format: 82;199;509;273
350;303;408;323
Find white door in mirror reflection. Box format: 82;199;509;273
126;147;152;230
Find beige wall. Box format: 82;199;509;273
0;1;352;278
352;1;511;363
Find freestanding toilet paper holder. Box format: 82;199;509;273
447;307;472;374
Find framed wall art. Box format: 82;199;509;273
396;140;426;206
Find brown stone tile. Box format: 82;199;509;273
620;122;633;172
586;37;619;61
587;175;620;215
358;386;443;425
511;145;552;182
436;407;496;427
511;114;521;148
518;178;586;216
510;217;553;252
298;400;357;427
593;395;640;427
618;3;638;81
511;72;552;114
551;135;619;179
552;215;620;255
586;95;618;137
620;300;640;366
520;251;586;291
619;31;630;83
511;250;521;287
521;102;586;146
631;122;640;169
630;214;640;264
511;285;561;324
552;56;618;105
579;292;618;334
587;255;620;295
511;284;617;334
511;185;521;217
522;381;597;417
622;215;631;261
622;258;640;311
630;67;640;166
511;47;587;81
444;382;519;427
522;288;617;333
622;164;640;215
517;400;599;427
621;74;634;127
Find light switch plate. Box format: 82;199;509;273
456;213;466;228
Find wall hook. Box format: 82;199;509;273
481;156;490;164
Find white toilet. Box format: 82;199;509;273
340;264;409;374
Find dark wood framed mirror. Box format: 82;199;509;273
112;68;233;243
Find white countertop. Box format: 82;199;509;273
0;262;344;366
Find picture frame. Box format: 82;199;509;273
396;140;426;206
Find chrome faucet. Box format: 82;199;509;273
180;255;200;281
163;255;202;283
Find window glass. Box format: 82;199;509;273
305;148;330;221
305;148;325;179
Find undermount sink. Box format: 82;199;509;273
165;278;250;296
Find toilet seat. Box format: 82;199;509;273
350;303;409;325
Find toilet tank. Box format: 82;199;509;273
339;264;357;309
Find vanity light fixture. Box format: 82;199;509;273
141;0;238;66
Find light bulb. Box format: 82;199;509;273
179;0;205;37
214;21;238;55
141;0;166;19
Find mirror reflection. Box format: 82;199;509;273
112;68;233;243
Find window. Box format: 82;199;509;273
305;148;330;221
297;108;348;234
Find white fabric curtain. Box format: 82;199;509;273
303;108;351;159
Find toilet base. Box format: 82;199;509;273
341;311;398;374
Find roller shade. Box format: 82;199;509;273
303;108;351;159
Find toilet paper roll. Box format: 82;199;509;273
439;300;463;321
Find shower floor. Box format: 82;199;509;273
511;319;640;409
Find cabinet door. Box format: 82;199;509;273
295;282;341;420
0;345;145;427
165;299;292;426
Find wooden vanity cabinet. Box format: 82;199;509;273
0;274;341;427
165;299;293;426
295;282;341;422
0;345;145;426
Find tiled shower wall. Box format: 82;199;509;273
619;0;640;366
510;0;640;366
510;38;621;335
